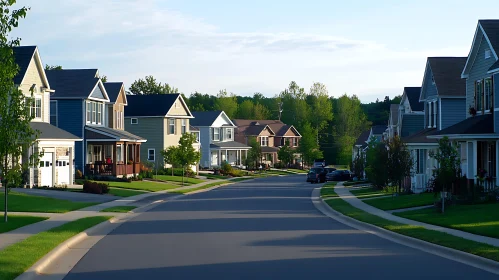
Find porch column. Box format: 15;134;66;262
496;141;499;186
113;143;117;176
125;143;128;163
69;147;74;184
218;150;221;166
225;150;228;164
427;102;432;128
433;101;437;128
468;141;478;182
132;144;136;174
52;151;56;187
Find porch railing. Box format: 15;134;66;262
116;163;141;176
85;162;141;177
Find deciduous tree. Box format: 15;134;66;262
214;89;238;119
237;100;254;119
246;137;262;170
277;140;295;168
175;133;201;186
365;136;389;189
44;64;62;70
129;75;178;95
299;123;323;167
161;146;179;176
386;136;413;193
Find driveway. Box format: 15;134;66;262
64;176;497;279
12;188;117;203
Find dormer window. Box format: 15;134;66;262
485;49;492;59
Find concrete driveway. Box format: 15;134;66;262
12;188;117;203
63;176;497;279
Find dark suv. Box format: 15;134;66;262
307;167;327;183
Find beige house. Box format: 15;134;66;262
124;94;199;171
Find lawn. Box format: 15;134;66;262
364;192;436;210
0;216;111;280
343;181;369;187
0;192;96;213
153;175;205;185
350;187;393;199
324;189;499;262
100;206;137;213
204;174;229;180
108;188;149;197
396;203;499;239
287;168;308;174
98;180;179;192
320;182;338;198
0;216;48;234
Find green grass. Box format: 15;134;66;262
97;180;179;192
0;192;96;213
350;187;393;199
0;216;111;280
108;187;149;197
364;192;436;210
100;206;137;213
320;182;338;198
287;168;308;174
343;181;369;187
153;175;204;185
323;188;499;262
204;174;229;180
396;203;499;239
0;216;48;234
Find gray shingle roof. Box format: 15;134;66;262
125;94;180;117
13;46;36;85
262;146;280;153
372;125;387;135
189;125;199;132
31;122;80;140
210;141;250;149
244;125;272;136
86;126;146;141
103;82;123;102
354;130;370;147
480;20;499;56
432;114;493;136
390;104;400;125
428;57;467;97
46;69;100;99
402;128;438;144
232;119;296;137
404;87;424;111
191;111;223;127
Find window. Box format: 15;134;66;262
148;149;155;161
26;97;42;119
50;101;57;125
485;78;493;111
485;49;492;59
86;101;104;124
169;119;176;134
97;103;102;124
91;102;96;123
86;102;91;123
181;119;187;134
194;132;200;142
131;118;138;125
117;145;123;162
488;142;496;178
292;138;298;147
260;136;269;146
475;80;483;111
213;128;220;141
226;128;233;140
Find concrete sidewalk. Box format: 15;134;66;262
334;182;499;248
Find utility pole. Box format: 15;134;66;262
278;102;283;121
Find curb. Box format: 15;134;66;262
312;188;499;276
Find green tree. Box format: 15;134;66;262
161;146;179;176
253;103;270;120
352;151;366;179
309;82;333;131
129;75;178;95
214;89;238;119
277;140;295;168
387;136;413;193
100;75;108;83
1;2;37;222
246;137;262;170
365;136;389;189
279;81;309;129
45;64;62;70
299;123;323;167
175;133;201;186
237;99;254;119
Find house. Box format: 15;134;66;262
403;57;468;192
368;125;388;142
47;69;146;178
386;104;400;140
124;94;198;171
232;119;302;167
429;20;499;189
190;111;250;169
13;46;81;187
352;129;370;160
399;87;424;137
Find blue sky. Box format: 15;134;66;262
11;0;499;102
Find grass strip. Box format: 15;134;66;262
0;192;96;213
0;216;111;280
320;182;338;198
0;216;48;234
323;187;499;262
364;192;436;210
100;206;137;213
102;181;178;192
108;187;149;197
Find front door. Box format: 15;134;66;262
40;153;53;187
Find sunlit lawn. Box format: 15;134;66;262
108;188;149;197
153;175;204;185
351;187;393;199
320;182;338;198
364;193;436;210
96;181;179;192
0;192;96;213
0;216;48;234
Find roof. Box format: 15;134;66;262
490;60;499;72
30;122;80;140
125;94;180;117
262;146;280;153
404;87;424;111
243;124;272;136
402;128;438;144
13;46;36;85
432;114;494;136
232;119;300;137
428;57;467;97
354;130;370;147
46;69;100;99
372;125;387;135
103;82;124;103
85;126;146;142
191;111;225;127
210;141;250;149
189;125;199;132
480;20;499;58
390;104;400;125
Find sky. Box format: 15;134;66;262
10;0;499;103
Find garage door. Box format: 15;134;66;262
56;158;70;185
40;153;53;187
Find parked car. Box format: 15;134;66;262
307;167;327;183
324;167;336;174
326;170;353;181
313;159;326;168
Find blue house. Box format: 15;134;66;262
403;57;467;192
430;20;499;190
398;87;424;138
47;69;146;178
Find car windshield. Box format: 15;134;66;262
309;168;323;173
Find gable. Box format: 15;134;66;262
468;35;497;77
116;86;128;105
259;126;274;136
166;95;191;117
284;126;301;137
463;24;498;78
20;55;48;94
420;62;438;101
212;111;235;127
90;83;106;99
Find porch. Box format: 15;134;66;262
209;141;251;168
460;140;498;191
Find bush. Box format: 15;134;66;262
221;162;233;175
83;181;109;195
229;169;244;177
75;169;83;179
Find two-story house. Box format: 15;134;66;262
386;104;400;140
352;129;370;161
124;94;197;171
430;20;499;189
47;69;145;178
399;87;424;137
403;57;467;192
13;46;81;187
232;119;302;167
190;111;250;169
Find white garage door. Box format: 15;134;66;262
56;158;70;185
40;153;53;187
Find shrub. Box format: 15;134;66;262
75;169;83;179
229;169;243;177
83;181;110;195
221;162;233;175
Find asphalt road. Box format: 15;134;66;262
64;175;497;279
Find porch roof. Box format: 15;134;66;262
428;114;496;139
262;146;280;153
31;122;81;141
85;126;147;142
402;128;438;144
210;141;250;149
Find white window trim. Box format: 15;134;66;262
169;119;176;134
147;148;155;162
293;137;298;147
131;118;138;125
213;127;220;141
27;96;42;119
226;128;233;140
181;119;187;134
260;136;269;146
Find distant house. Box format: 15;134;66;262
387;104;400;140
399;87;424;138
190;111;250;169
352;129;370;161
13;46;81;187
368;125;388;142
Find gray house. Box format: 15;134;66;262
399;87;424;137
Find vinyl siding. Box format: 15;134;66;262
401;114;424;137
466;33;498;117
422;66;438;100
55;100;85;171
495;73;499;133
125;117;165;165
199;127;212;168
19;55;49;123
167;99;190;116
90;84;106;99
441;98;466;130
